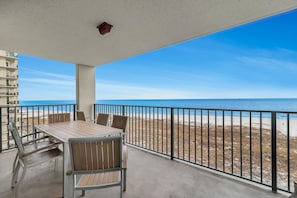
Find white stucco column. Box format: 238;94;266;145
76;64;96;121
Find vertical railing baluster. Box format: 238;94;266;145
149;107;151;150
156;107;160;152
171;108;174;160
145;107;148;149
166;108;168;155
194;109;197;163
162;108;164;154
287;113;290;192
93;104;96;121
260;112;263;183
188;109;191;162
223;110;225;172
250;112;252;180
200;109;203;165
73;104;76;120
207;110;210;167
142;106;144;148
182;108;185;160
240;111;243;177
271;111;277;193
231;111;234;174
153;107;155;151
215;110;217;169
122;105;125;116
0;107;2;152
178;109;180;158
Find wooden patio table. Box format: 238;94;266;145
35;120;122;198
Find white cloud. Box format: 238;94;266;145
96;80;197;99
20;67;75;80
237;56;297;72
19;68;75;100
20;78;74;87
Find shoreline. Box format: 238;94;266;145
17;110;297;137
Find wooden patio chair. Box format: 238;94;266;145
76;110;86;121
8;120;63;198
96;113;109;126
111;115;128;191
69;136;123;198
111;115;128;141
10;120;52;174
48;113;71;123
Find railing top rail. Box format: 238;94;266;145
1;103;297;114
0;104;75;108
95;103;297;114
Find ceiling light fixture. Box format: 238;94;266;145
97;22;113;35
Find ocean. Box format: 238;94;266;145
19;98;297;112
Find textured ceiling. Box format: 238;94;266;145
1;0;297;66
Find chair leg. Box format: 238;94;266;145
120;184;123;198
11;161;20;188
12;154;19;173
123;169;127;192
14;164;26;198
81;190;85;197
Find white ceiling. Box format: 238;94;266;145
1;0;297;66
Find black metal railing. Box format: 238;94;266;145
94;103;297;193
0;104;76;151
1;103;296;193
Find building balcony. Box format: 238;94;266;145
0;85;17;88
0;65;18;70
0;92;18;97
0;146;287;198
2;52;18;60
0;75;17;80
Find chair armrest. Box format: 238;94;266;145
22;135;50;146
23;142;62;157
21;131;47;138
122;145;128;169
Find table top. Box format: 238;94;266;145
35;121;122;142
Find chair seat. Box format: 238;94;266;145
25;148;63;167
77;171;121;188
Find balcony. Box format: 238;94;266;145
5;52;18;60
0;65;18;70
0;103;296;197
0;84;17;88
0;75;17;80
0;146;287;198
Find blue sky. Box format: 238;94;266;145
18;9;297;100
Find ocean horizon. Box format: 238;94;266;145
18;98;297;112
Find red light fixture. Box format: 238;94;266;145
97;22;113;35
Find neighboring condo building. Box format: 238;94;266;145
0;49;19;150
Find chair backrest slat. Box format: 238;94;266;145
49;113;71;123
76;111;86;121
111;115;128;132
96;113;109;126
8;121;25;155
69;136;122;173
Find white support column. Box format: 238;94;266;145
76;64;96;121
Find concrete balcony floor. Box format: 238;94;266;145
0;146;288;198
